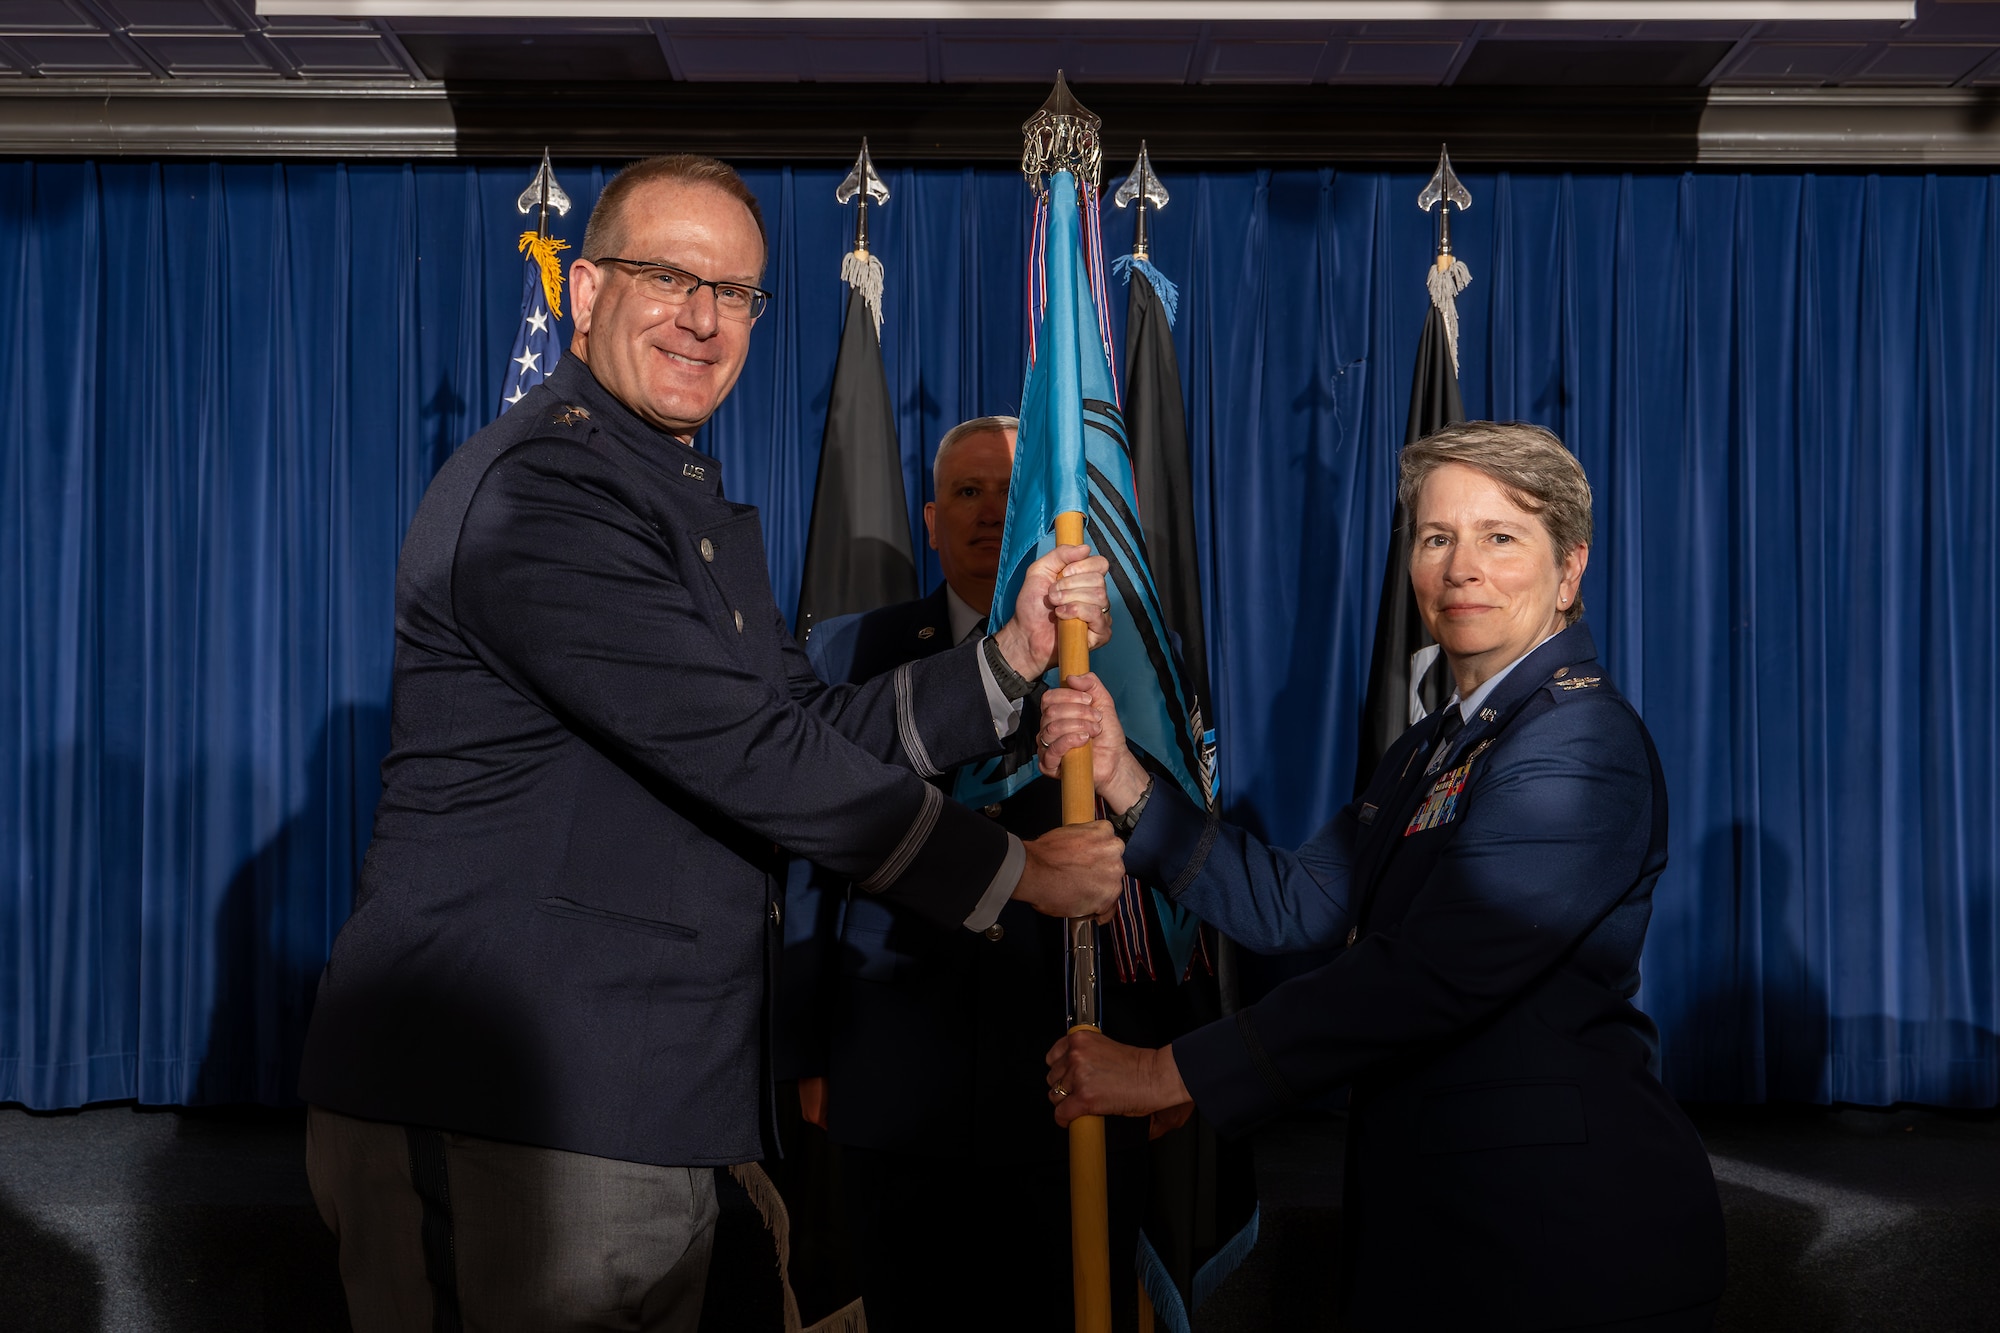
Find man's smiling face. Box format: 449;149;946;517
568;179;766;439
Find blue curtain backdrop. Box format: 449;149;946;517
3;160;1995;1110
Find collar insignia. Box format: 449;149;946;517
553;405;590;426
1555;676;1602;692
917;626;936;640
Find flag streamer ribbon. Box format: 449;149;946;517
959;169;1210;981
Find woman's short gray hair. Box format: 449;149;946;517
932;416;1020;489
1398;420;1593;626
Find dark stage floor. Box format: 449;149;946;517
1;1101;1995;1331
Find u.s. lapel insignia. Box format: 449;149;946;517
1555;676;1602;692
1480;707;1498;722
553;405;591;427
917;626;936;640
1405;739;1493;837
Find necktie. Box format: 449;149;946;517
1426;704;1465;776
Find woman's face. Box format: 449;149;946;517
1409;462;1587;688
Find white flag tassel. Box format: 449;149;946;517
1427;256;1472;377
842;247;885;340
834;138;891;340
1417;144;1474;376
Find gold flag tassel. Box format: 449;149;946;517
518;230;570;321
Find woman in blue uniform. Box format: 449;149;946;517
1038;421;1726;1332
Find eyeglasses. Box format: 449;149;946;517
590;257;772;322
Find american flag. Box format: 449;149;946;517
499;231;567;414
499;152;572;415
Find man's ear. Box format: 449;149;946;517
569;258;599;336
923;502;939;551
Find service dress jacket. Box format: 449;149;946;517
1130;624;1726;1331
780;587;1187;1161
299;357;1016;1168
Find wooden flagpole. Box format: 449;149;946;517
1055;508;1113;1333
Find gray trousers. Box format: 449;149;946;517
306;1106;718;1333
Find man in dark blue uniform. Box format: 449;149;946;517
297;156;1127;1333
782;417;1189;1333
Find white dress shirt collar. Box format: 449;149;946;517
944;585;988;645
1448;630;1562;724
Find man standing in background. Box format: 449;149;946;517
785;417;1188;1333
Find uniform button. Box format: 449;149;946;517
733;609;744;633
700;538;715;562
984;924;1005;942
984;804;1003;818
770;901;783;927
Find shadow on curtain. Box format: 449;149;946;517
1;161;1993;1111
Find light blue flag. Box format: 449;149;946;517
954;171;1209;977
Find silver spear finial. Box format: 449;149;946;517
1022;70;1102;199
515;148;572;239
1418;145;1474;375
835;138;890;256
1113;140;1168;260
1418;143;1472;258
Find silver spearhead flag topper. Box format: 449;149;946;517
1022;70;1102;197
1113;141;1168;212
1418;143;1474;376
515;149;573;224
1418;143;1471;216
835;138;890;208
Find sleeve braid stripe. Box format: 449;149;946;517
858;783;944;895
893;662;942;779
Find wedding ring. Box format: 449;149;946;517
1054;1086;1069;1098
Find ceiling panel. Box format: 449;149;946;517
272;34;404;75
1201;38;1327;84
97;0;241;31
1486;21;1643;38
0;7;1997;93
1336;39;1463;83
0;2;98;33
257;15;375;34
937;35;1062;82
1849;41;1994;81
9;33;151;74
803;34;929;82
1073;37;1191;82
1458;39;1736;85
1713;40;1870;82
136;34;275;73
670;33;798;82
400;31;670;80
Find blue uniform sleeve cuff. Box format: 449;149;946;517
1172;1009;1297;1139
1125;778;1219;902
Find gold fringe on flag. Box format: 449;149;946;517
518;230;571;320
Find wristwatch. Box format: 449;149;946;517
1109;774;1155;840
981;635;1037;702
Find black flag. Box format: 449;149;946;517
1354;298;1464;792
796;285;916;637
1124;263;1215;776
